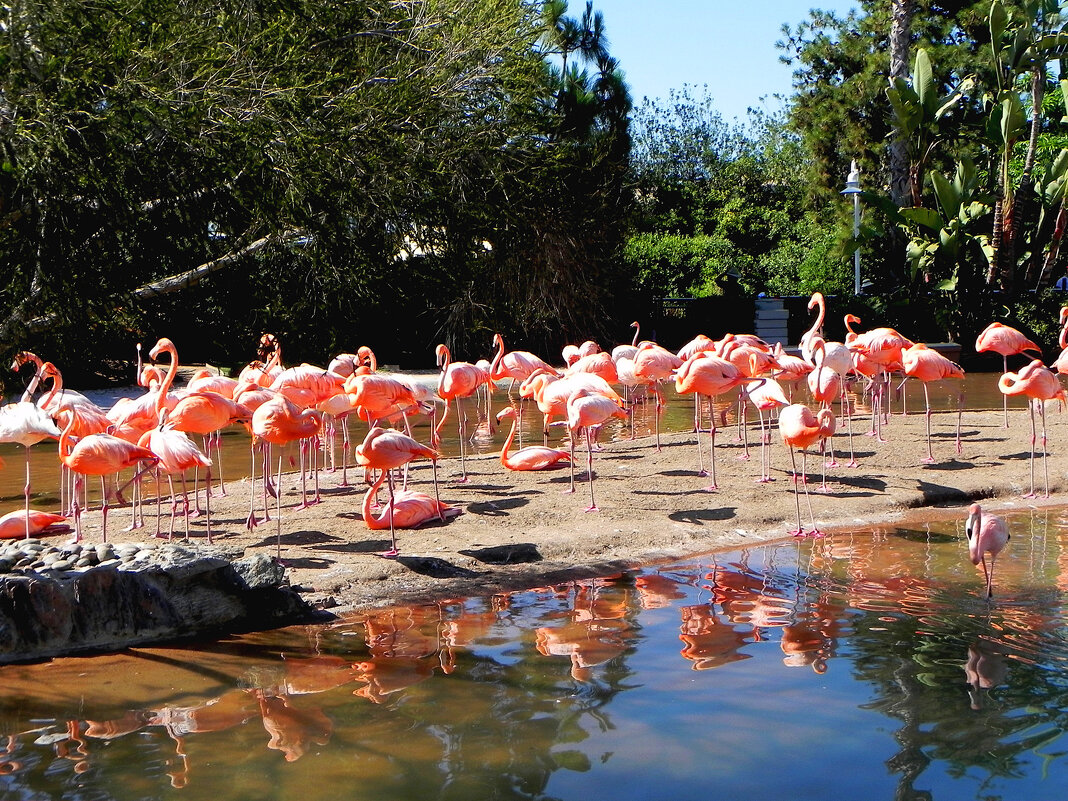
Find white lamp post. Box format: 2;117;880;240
841;160;862;295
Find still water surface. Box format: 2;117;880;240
0;507;1066;799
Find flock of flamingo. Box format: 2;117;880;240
0;292;1057;591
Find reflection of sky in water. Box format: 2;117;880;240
0;508;1067;799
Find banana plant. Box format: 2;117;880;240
885;48;974;209
897;158;994;288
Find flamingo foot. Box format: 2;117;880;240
245;513;262;530
790;529;805;538
562;488;575;495
1023;491;1037;499
698;469;709;477
921;456;936;464
584;505;599;512
738;454;750;461
702;483;719;492
824;459;839;468
809;528;826;539
755;477;773;484
455;476;470;484
379;548;400;559
847;459;859;469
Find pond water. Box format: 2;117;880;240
0;506;1066;800
0;371;1018;517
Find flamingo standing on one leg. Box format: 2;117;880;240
778;403;836;538
998;358;1066;498
0;401;62;538
143;411;213;541
743;376;790;483
563;389;627;512
354;426;440;556
965;503;1010;599
976;322;1042;427
899;342;965;463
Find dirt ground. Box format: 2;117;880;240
64;400;1068;616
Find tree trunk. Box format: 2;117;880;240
888;0;915;208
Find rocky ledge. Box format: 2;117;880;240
0;538;315;664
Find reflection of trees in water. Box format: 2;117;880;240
847;590;1068;801
0;582;645;800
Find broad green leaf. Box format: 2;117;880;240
990;1;1008;54
900;206;943;232
1000;94;1026;145
930;170;960;221
914;49;936;115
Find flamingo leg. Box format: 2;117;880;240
584;427;598;512
1002;354;1010;427
922;383;935;464
22;446;31;539
787;446;803;536
382;470;399;557
704;396;718;491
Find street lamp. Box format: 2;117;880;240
841;160;862;295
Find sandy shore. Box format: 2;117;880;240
48;398;1067;617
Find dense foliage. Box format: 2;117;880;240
0;0;632;382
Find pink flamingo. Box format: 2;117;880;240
899;342;965;463
563;389;628;511
633;341;683;451
57;408;158;542
495;406;571;471
778;403;836;537
998;358;1066;497
674;352;746;489
965;503;1011;599
434;344;487;482
976;321;1042;426
354;426;440;556
0;400;61;538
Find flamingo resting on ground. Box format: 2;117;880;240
495;406;571;471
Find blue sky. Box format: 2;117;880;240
594;1;861;122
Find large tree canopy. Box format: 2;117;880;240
0;0;632;379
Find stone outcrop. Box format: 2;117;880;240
0;539;315;663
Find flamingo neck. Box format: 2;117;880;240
499;414;518;467
156;344;179;415
489;336;505;380
361;471;389;531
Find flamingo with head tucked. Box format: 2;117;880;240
998;358;1065;497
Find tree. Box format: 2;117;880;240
0;0;634;380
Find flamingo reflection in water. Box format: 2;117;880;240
678;604;751;670
534;580;633;681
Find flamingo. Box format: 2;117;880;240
354;426;440;556
0;510;69;540
434;344;488;482
495;406;571;471
562;388;628;511
57;408;159;542
633;341;683;451
976;321;1042;426
965;503;1010;599
778;403;836;537
899;342;965;463
998;358;1065;497
0;400;62;538
743;376;790;483
361;471;461;535
143;411;214;541
251;393;323;557
674;351;746;489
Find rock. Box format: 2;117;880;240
0;545;313;664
